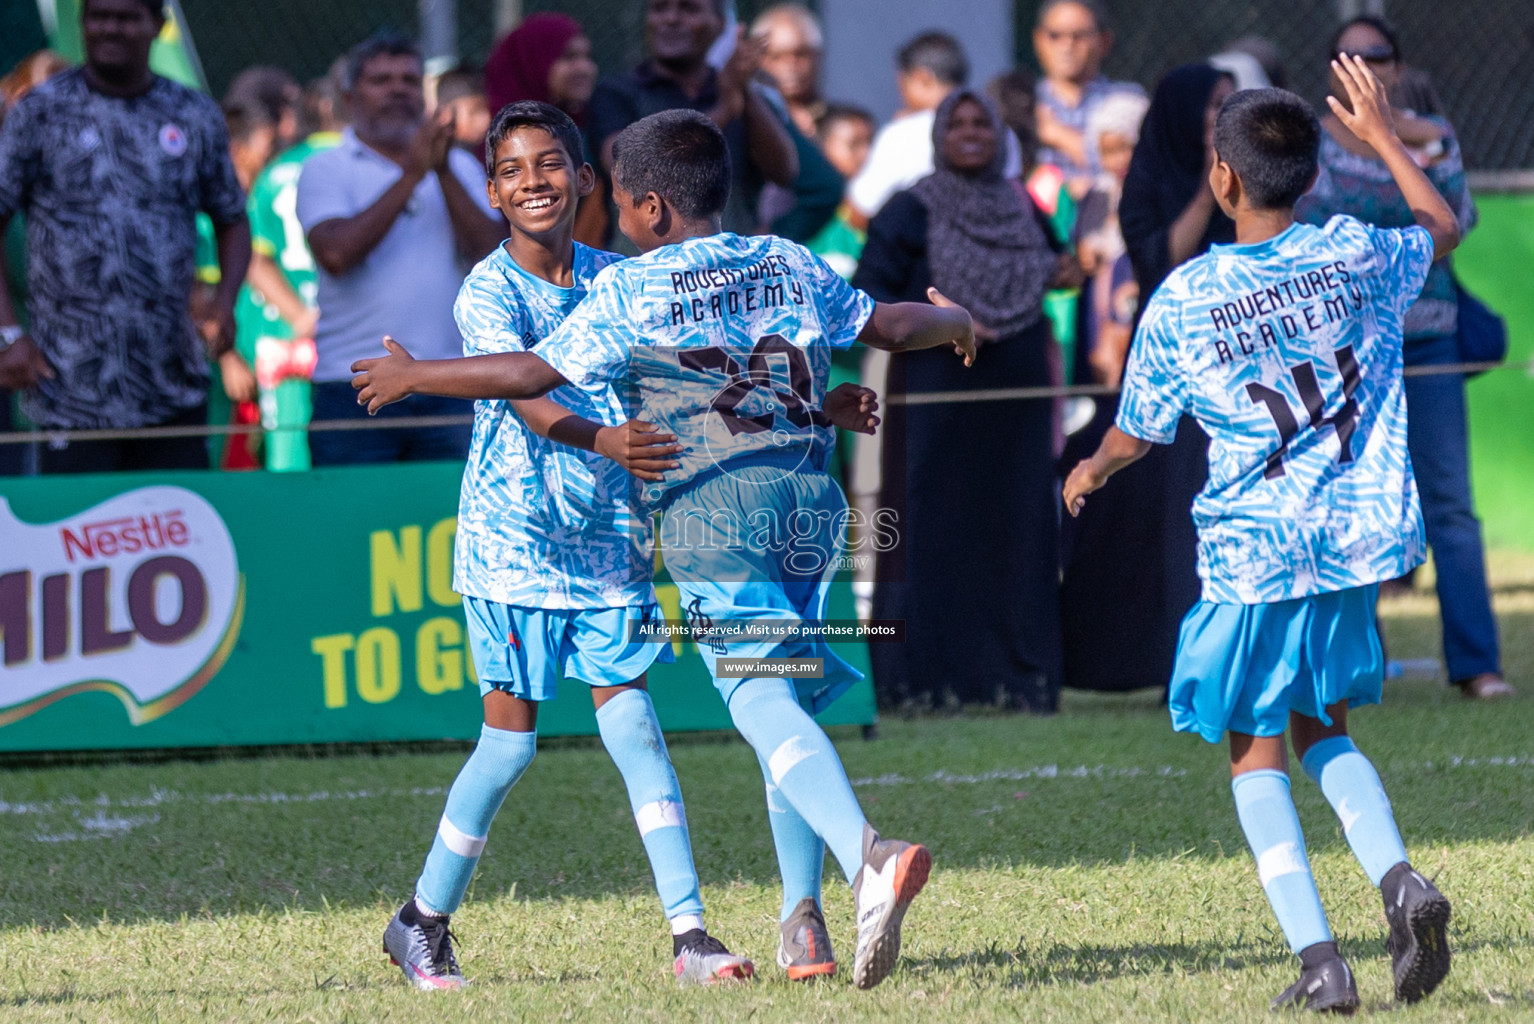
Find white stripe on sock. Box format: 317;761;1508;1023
1256;841;1307;887
767;735;818;786
438;815;487;858
1336;797;1363;835
635;799;686;837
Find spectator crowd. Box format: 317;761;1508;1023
0;0;1512;703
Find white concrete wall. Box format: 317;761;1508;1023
819;0;1015;125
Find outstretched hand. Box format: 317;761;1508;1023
351;336;416;414
1328;53;1397;151
926;287;978;365
824;382;881;435
594;419;682;482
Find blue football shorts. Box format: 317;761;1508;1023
659;458;862;715
1169;583;1383;743
464;598;675;701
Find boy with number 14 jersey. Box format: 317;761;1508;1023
1065;70;1462;1012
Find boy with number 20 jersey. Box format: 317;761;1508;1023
355;108;979;990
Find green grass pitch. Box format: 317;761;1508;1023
1;556;1531;1022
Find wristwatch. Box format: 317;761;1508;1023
0;324;24;352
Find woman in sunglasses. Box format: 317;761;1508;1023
1295;16;1512;701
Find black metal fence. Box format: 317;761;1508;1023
1080;0;1534;172
2;1;1530;170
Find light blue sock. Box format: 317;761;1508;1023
596;688;704;923
1301;736;1410;886
727;677;866;884
756;749;826;921
1232;768;1332;954
415;724;536;916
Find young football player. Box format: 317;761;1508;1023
1063;60;1460;1011
380;101;756;990
354;108;977;989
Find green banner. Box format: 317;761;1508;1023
0;464;876;752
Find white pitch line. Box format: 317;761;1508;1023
2;755;1529;840
0;785;448;819
850;764;1190;786
33;812;161;844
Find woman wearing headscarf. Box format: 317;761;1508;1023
483;13;603;244
854;89;1069;712
1295;18;1509;700
1057;63;1233;696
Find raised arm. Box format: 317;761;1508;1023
1328;54;1460;260
710;28;798;187
855;287;977;365
351;337;569;412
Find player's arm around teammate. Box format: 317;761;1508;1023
356;336;882;479
351;286;976;413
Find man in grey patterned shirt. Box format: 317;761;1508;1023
0;0;250;473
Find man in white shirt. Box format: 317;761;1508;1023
847;31;1021;227
297;32;504;465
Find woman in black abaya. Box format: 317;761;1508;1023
1058;64;1235;695
855;89;1068;711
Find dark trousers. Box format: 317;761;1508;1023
38;404;209;475
1403;333;1501;681
308;381;471;466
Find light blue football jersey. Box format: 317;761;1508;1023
453;242;653;608
538;233;875;506
1117;215;1434;604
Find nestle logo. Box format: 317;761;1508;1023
60;511;191;563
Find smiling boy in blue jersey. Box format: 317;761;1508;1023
1064;60;1461;1012
378;101;758;991
354;108;976;990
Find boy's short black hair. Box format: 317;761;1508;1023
224;66;299;127
484;100;585;177
1035;0;1110;33
435;66;484;106
343;31;421;91
897;31;968;87
611;109;732;221
816;103;875;135
1212;88;1321;211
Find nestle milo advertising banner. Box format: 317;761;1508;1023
0;465;875;752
